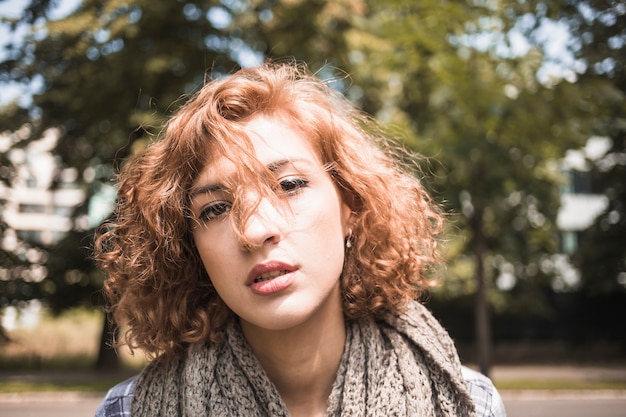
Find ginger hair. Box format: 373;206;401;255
94;61;443;359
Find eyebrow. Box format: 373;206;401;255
189;158;306;199
267;158;291;173
189;183;228;199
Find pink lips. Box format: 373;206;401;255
247;261;297;296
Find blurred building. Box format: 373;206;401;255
0;126;85;248
557;136;611;254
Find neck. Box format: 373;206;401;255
240;288;346;417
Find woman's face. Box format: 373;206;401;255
190;116;351;334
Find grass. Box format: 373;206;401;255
2;373;625;394
0;378;129;394
1;307;103;369
495;379;626;391
0;306;145;371
0;306;144;394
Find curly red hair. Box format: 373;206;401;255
95;61;443;358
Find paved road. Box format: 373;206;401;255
0;393;102;417
503;391;626;417
2;391;626;417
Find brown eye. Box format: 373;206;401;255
199;201;232;222
279;177;309;195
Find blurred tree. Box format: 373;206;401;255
0;125;48;309
555;0;626;296
339;0;598;375
577;137;626;295
1;0;619;374
0;0;358;368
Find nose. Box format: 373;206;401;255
239;197;287;251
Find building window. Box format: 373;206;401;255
54;206;74;216
569;170;592;194
17;230;42;243
18;204;46;214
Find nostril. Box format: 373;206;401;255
239;228;281;252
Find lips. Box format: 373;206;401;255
247;261;296;284
253;269;290;283
247;261;297;295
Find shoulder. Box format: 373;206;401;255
461;366;507;417
94;375;137;417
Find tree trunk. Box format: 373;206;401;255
94;312;120;371
473;208;492;377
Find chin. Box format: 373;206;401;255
242;312;309;332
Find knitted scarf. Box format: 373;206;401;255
131;301;476;416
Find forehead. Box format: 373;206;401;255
246;116;320;161
193;116;322;186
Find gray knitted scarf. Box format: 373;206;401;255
132;301;476;416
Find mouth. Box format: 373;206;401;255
253;270;290;283
247;261;296;286
247;261;297;296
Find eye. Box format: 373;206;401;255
279;177;309;195
198;201;232;222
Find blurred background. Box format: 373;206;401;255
0;0;624;412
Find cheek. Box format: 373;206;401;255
193;233;225;275
296;194;347;246
195;246;235;296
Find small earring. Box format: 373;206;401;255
346;228;353;249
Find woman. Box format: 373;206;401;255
94;61;505;417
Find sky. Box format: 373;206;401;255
0;0;81;106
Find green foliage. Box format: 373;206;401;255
341;0;596;317
0;0;624;338
556;0;626;295
0;0;360;311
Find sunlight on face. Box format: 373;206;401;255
190;116;352;334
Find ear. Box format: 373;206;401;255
340;200;353;237
331;171;355;236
